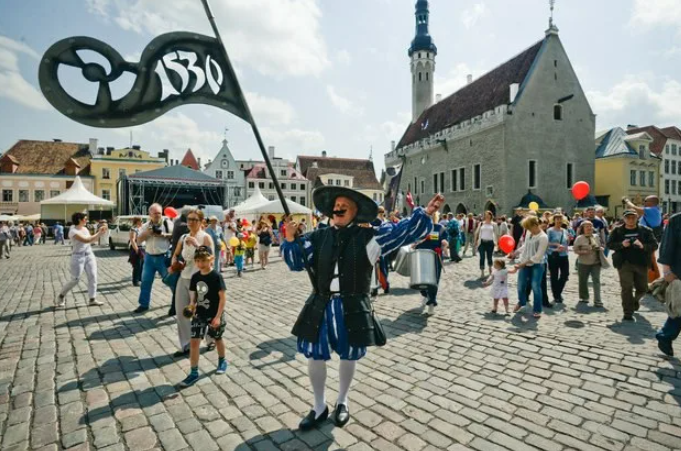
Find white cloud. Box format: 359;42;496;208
630;0;681;31
461;2;487;29
435;63;482;97
335;49;352;65
326;85;364;116
245;92;296;126
587;75;681;128
260;127;326;153
89;0;330;78
0;36;49;111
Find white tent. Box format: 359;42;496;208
231;187;269;215
0;214;18;222
40;176;114;222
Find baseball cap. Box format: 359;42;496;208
209;216;218;222
622;210;637;217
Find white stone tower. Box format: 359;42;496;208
409;0;437;122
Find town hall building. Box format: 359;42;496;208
385;0;595;215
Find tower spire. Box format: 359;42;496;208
546;0;559;35
409;0;437;122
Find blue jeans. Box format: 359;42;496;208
138;254;169;308
518;264;544;313
657;317;681;343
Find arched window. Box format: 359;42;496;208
426;72;429;81
419;72;422;82
554;104;562;121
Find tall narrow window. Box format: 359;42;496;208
648;171;654;188
528;160;537;189
566;163;574;189
473;164;481;190
665;160;670;174
439;171;445;193
420;179;425;194
639;170;646;187
665;180;670;195
630;170;636;186
459;168;466;191
433;173;438;194
639;145;646;160
419;72;422;82
451;170;458;192
553;105;562;121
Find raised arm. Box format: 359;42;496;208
281;233;314;272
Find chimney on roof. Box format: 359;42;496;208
509;83;520;103
158;149;169;163
88;138;98;155
53;139;62;143
391;140;396;152
322;150;327;158
312;161;318;169
197;157;202;169
98;147;105;155
268;146;275;160
132;144;141;150
627;125;638;130
435;94;442;103
467;74;473;84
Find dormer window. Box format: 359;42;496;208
639;145;646;160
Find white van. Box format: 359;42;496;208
108;215;149;250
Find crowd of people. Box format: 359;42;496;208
3;187;680;430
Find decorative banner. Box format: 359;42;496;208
38;32;250;128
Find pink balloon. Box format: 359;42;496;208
572;181;590;201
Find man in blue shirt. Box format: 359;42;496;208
416;222;448;315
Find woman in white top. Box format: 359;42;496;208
511;216;549;318
171;209;214;356
475;211;498;278
57;212;108;308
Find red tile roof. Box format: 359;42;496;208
180;149;200;170
0;140;92;175
246;163;307;181
661;126;681;141
297;156;382;190
396;39;544;149
626;126;667;155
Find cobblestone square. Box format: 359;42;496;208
0;244;679;451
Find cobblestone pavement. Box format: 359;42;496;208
0;244;680;451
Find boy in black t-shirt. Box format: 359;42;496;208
180;246;227;387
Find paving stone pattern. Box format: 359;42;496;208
0;244;679;451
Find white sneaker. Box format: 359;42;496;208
427;305;435;315
89;299;104;306
56;296;66;308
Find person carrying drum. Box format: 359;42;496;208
416;218;449;315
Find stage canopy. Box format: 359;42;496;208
121;165;225;215
232;187;268;214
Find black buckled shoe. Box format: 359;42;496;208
299;407;328;431
333;404;350;427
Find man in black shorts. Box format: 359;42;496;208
180;246;227;387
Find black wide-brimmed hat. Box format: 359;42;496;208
313;186;378;224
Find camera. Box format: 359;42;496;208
151;223;163;235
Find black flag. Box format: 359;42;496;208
38;32;250;128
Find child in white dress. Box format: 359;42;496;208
483;259;510;315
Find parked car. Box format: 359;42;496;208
108;215;149;250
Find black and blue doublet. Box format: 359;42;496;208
282;208;433;360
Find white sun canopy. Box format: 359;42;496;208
41;176;114;206
231;186;269;215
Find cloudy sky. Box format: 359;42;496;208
0;0;679;175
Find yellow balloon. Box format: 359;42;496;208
529;202;539;212
229;237;239;247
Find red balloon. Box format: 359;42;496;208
164;207;178;219
571;181;590;201
499;235;516;254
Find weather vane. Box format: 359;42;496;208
223;127;229;141
549;0;556;28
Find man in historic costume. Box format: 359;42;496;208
416;218;449;315
370;206;392;297
282;186;444;430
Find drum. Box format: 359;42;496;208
409;249;438;290
394;245;413;277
